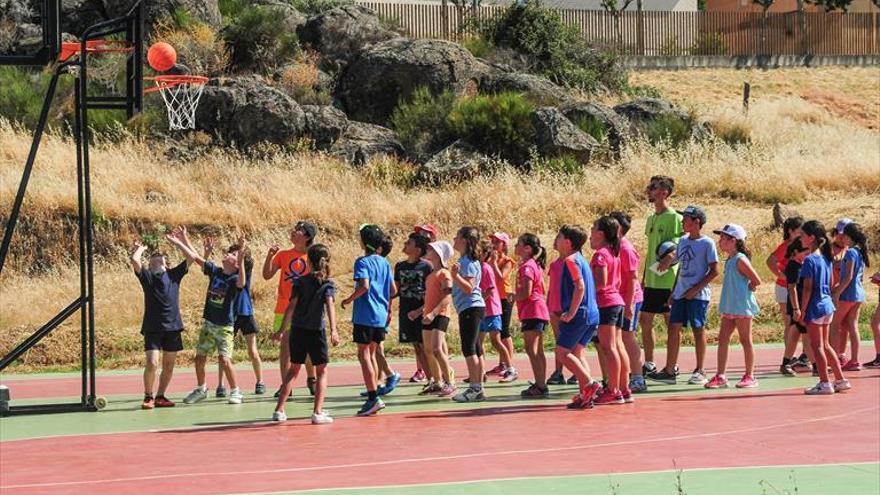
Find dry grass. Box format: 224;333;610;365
1;67;879;371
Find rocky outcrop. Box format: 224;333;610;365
479;71;572;106
561;101;628;157
297;5;397;70
418;141;497;184
772;203;802;229
531;107;598;164
329;121;404;165
301;104;349;150
613;97;690;133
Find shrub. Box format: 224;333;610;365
277;52;333;105
446;92;535;163
529;153;582;175
221;4;300;72
570;113;608;144
461;37;492;59
691;32;728;55
291;0;354;16
624;83;663;99
153;17;230;77
390;87;457;161
644;113;697;147
0;67;46;129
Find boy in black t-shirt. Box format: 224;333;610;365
394;233;434;384
780;239;816;376
130;229;191;409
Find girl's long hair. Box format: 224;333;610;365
782;216;804;241
733;239;752;260
307;244;331;282
457;226;480;260
801;220;833;262
518;233;546;269
594;216;621;256
843;222;871;268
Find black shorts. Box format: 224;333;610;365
143;331;183;352
353;324;386;345
233;315;259;335
289;327;329;365
599;305;625;327
399;316;423;344
641;287;672;314
459;306;486;357
423;315;450;332
500;298;513;340
521;318;547;332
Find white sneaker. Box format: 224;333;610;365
227;388;243;404
183;386;208;404
453;387;485;403
499;367;518;383
687;371;708;385
311;411;334;425
805;381;835;395
833;379;852;392
272;410;287;422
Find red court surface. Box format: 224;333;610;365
2;369;878;495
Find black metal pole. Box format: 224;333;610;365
74;69;88;407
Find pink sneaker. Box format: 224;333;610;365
486;363;506;375
409;369;427;383
841;360;862;372
580;381;602;404
837;354;848;366
593;389;623;406
735;374;759;388
621;388;634;404
437;383;457;397
704;374;729;389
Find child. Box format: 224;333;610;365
546;253;568;385
831;221;870;371
421;241;456;396
515;233;551;398
780;238;817;376
263;221;318;398
450;226;488;403
609;211;646;394
552;225;602;409
341;224;393;416
866;271;880;369
175;231;247;405
590;216;631;405
367;235;401;396
129;228;189;409
798;220;850;395
656;205;718;386
272;244;340;424
640;175;684;377
487;232;516;377
766;216;806;373
394;233;434;385
479;240;517;382
706;224;761;389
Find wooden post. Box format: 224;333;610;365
742;82;751;113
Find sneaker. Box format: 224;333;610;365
453;387;486;403
804;381;834;395
642;361;658;376
499;367;518;383
794;353;811;369
437;383;457;397
736;374;759;388
566;393;589;409
704;374;728;389
629;375;648;393
864;356;880;369
311;411;334;424
227;388;243;404
650;370;677;385
154;396;175;408
141;396;154;410
581;381;602;404
842;360;862;372
547;370;566;385
183;386;208;404
687;370;708;385
622;388;634;404
486;363;506;375
383;372;401;394
271;410;287;422
360;385;387;397
356;398;385;416
307;377;317;396
409;369;427;383
274;388;293;399
520;383;549;398
215;385;227;398
567;375;579;385
593;388;623;406
418;381;441;395
255;381;266;395
780;363;797;376
837;354;848;367
833;379;852;392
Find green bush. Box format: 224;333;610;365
390;86;457;161
221;5;300;72
644;113;696;147
570;113;607;143
291;0;354;16
529;154;582;175
0;67;47;129
625;84;663;99
446;92;534;163
461;37;492;58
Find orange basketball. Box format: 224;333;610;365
147;42;177;72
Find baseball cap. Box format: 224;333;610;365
713;224;747;241
414;223;439;242
294;221;317;241
428;241;453;268
834;218;853;235
677;205;707;225
656;241;679;263
489;232;510;246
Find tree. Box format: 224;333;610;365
600;0;636;49
805;0;854;11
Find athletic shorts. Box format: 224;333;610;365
669;299;710;330
480;315;503;332
500;299;513;340
622;301;642;332
521;318;547;332
289;327;329;365
143;331;183;352
234;315;258;335
353;324;386;345
459;307;486;358
809;314;833;325
641;287;672;314
196;321;234;358
774;285;789;304
423;315;450;332
557;320;597;350
598;305;625;327
399;315;423;344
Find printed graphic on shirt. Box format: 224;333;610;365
284;257;309;286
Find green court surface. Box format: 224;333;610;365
264;463;880;495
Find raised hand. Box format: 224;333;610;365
267;243;279;258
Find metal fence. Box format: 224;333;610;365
357;3;880;56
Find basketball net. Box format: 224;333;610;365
148;76;207;131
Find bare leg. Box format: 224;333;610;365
694;328;707;373
843;303;861;363
313;364;328;414
431;331;452;384
273;363;301;414
736;318;755;377
523;331;546;387
622;331;643;378
598;325;621;392
490;331;512;367
221;355;238;390
665;323;683;373
246;333;263;384
357;343;377;392
144;350;159;396
279;330;291;382
639;312;657;363
550;314;563;372
615;328;630;390
195;354;207;387
157;351;176;397
716;318;735;376
421;330;441;383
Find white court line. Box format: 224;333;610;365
2;405;877;491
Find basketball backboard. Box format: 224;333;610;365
0;0;60;65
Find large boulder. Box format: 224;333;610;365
329;121;404;165
253;0;306;31
531;107;598;164
613;97;690;133
0;1;45;55
772;203;802;229
60;0;106;37
336;38;490;125
479;71;572;106
418;140;497;184
297;5;397;70
104;0;222;29
195;76;306;147
561;101;629;158
301;104;349;150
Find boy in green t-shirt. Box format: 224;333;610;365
638;176;683;383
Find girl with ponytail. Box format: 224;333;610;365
832;222;870;370
515;233;551;397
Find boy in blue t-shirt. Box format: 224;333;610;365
341;224;393;416
655;205;719;385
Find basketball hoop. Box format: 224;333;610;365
144;75;209;131
59;40;134;62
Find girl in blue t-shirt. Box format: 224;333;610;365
831;222;870;371
450;226;487;403
798;220;850;396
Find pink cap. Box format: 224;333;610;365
489;232;510;246
414;223;439;242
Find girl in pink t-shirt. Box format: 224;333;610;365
515;233;550;397
480;241;517;382
590;216;631;405
610;211;647;394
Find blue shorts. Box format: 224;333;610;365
557;319;598;350
480;315;503;332
669;299;710;330
622;302;643;332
